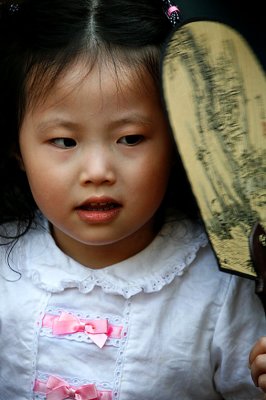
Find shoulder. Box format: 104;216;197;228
164;218;260;307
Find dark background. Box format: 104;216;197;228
177;0;265;68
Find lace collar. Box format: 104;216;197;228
15;216;208;298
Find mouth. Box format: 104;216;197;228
78;201;121;211
76;199;122;223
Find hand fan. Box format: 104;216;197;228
162;20;266;299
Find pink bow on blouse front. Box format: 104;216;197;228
46;375;98;400
52;312;108;348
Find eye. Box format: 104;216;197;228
118;135;144;146
51;138;77;149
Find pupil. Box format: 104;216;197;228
126;135;139;144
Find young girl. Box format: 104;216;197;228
250;337;266;393
0;0;265;399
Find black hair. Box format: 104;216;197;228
0;0;198;238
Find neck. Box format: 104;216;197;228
51;222;158;269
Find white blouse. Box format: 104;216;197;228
0;216;265;399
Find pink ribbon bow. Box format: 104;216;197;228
34;377;112;400
46;376;98;400
52;312;108;348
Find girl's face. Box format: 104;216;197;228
19;60;173;267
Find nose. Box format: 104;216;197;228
79;145;116;186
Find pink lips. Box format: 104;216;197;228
76;197;121;224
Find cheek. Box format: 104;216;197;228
24;163;65;210
136;155;172;200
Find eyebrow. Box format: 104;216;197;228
36;118;81;133
36;113;153;134
108;114;153;129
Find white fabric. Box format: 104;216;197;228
0;215;265;399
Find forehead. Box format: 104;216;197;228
25;57;159;114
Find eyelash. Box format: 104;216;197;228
50;138;77;149
50;135;144;149
118;135;144;146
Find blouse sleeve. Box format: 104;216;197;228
211;273;266;399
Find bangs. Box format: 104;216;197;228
20;42;161;124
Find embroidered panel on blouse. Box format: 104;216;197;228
32;300;132;400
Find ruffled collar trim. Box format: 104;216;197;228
16;216;208;298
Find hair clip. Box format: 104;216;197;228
162;0;180;26
0;1;19;20
9;2;19;13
